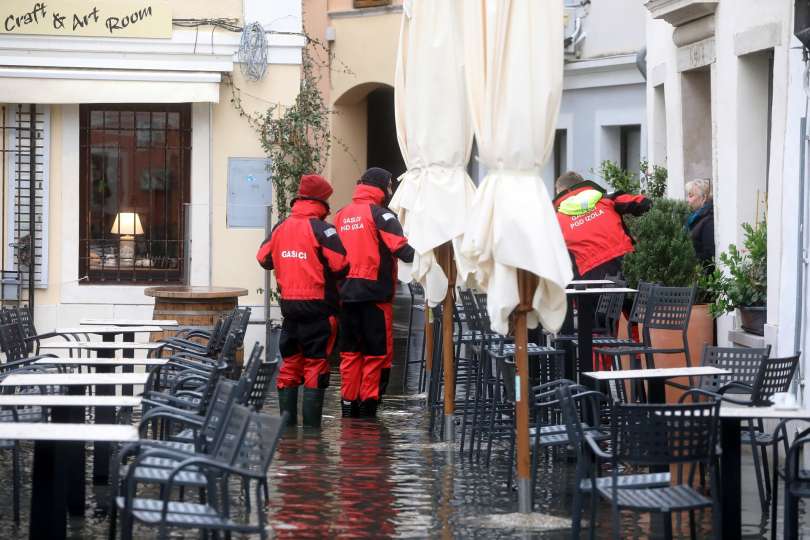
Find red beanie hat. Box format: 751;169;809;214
296;174;333;205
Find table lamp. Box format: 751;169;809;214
111;212;144;261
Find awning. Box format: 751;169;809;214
0;67;221;103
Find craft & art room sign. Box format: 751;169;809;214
1;1;171;38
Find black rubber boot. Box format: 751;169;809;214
359;398;378;418
302;388;326;428
341;399;360;418
378;368;391;406
277;387;299;426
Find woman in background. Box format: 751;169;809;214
686;177;715;270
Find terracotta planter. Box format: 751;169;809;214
616;304;714;403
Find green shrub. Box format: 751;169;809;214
622;198;700;288
639;159;668;200
597;160;640;194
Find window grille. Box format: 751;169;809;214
79;104;191;284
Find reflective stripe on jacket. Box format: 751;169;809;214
553;181;651;277
336;184;414;303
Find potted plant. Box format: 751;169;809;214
620;196;713;402
700;221;767;335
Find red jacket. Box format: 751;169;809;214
553;181;650;277
335;184;414;303
256;199;348;318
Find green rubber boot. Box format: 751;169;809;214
277;387;299;426
359;398;378;418
341;399;360;418
302;388;326;428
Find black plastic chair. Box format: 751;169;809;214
556;384;671;539
592;398;722;540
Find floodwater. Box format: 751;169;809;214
0;290;806;538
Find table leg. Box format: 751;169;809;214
576;295;595;387
94;334;115;485
121;331;135;396
561;298;576;381
30;439;67;539
720;418;742;539
648;379;665;405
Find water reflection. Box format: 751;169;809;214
0;290;804;538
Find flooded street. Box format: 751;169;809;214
0;291;805;538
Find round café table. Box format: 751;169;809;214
144;286;248;368
144;286;248;339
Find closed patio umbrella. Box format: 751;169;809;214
389;0;476;439
460;0;572;512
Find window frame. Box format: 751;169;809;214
78;103;191;285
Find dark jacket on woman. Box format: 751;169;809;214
688;201;715;268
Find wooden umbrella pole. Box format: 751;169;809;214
515;268;539;513
436;242;458;442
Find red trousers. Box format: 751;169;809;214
277;315;337;390
339;302;393;402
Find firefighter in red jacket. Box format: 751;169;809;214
336;167;414;418
553;171;651;279
256;174;348;428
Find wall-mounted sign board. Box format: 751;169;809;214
1;0;172;38
227;158;273;229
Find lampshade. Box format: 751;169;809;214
111;212;144;236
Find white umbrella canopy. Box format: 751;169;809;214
460;0;573;335
389;0;477;307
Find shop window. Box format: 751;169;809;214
79;104;191;284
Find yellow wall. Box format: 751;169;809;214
210;66;302;307
326;11;401;209
170;0;243;21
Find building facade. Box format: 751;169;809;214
0;0;307;346
308;0;649;204
644;0;809;404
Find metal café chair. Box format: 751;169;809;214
710;353;801;512
596;285;695;403
556;383;670;539
590;396;722;540
403;281;427;393
769;418;810;539
114;406;286;540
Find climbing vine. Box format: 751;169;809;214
229;35;352;220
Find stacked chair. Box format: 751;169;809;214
403;281;428;393
109;313;283;539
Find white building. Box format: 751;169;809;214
540;0;649;192
644;0;809;404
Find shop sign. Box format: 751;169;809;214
1;0;171;38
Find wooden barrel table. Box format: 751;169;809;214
144;286;249;369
